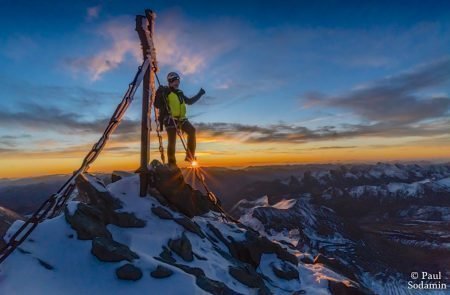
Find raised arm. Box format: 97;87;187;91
182;88;206;105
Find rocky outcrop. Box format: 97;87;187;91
154;254;243;295
168;232;193;262
75;173;123;210
116;263;143;281
0;206;24;248
270;261;299;280
196;275;241;295
111;171;134;183
151;206;173;219
110;211;146;228
174;217;205;238
314;254;353;280
228;264;266;289
91;237;139;262
151;265;173;278
64;203;111;240
65;176;145;242
148;160;216;217
327;280;368;295
228;230;297;267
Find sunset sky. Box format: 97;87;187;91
0;0;449;178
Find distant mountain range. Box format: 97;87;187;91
231;162;450;294
1;162;449;294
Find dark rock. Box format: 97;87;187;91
152;256;241;294
73;173;145;231
150;265;173;278
0;207;24;248
314;254;354;281
273;243;298;265
300;254;314;264
228;230;297;268
148;187;169;206
37;258;54;270
159;246;176;263
213;245;235;262
91;237;139;262
193;253;208;261
111;171;134;183
116;263;143;281
206;234;219;243
196;275;242;295
148;160;216;217
154;256;242;294
207;223;230;246
75;173;122;210
111;212;146;228
175;217;205;238
228;265;266;289
270;261;299;280
328;280;367;295
17;248;31;254
154;256;205;277
64;203;111;240
168;233;193;262
176;264;205;277
151;206;173;220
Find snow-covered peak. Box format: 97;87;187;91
0;167;360;295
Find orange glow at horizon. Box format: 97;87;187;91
0;142;449;178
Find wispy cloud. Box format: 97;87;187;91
303;58;450;124
195;120;450;144
2;100;449;150
314;146;356;150
65;17;141;80
0;77;119;108
64;10;242;81
0;103;115;134
0;134;31;148
154;10;241;76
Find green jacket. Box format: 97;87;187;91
154;86;204;129
167;91;187;119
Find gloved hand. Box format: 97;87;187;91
198;88;206;96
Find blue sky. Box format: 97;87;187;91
1;0;450;177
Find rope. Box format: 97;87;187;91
153;108;166;163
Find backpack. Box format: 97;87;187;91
154;86;170;131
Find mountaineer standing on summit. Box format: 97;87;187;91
154;72;206;166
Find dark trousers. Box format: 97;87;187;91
166;119;196;165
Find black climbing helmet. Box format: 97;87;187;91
167;72;180;83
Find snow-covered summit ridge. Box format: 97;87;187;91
0;163;365;295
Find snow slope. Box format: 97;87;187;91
0;174;347;295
